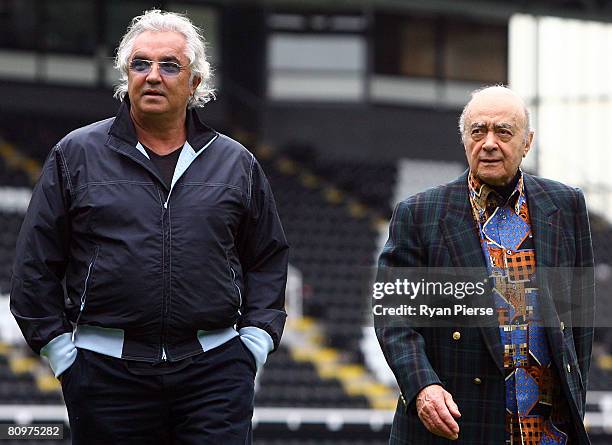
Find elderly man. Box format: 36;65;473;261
376;86;594;444
10;9;288;444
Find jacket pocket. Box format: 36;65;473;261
75;246;99;326
226;250;242;309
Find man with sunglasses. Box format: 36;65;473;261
11;9;288;444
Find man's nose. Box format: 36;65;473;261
482;131;497;151
145;64;162;83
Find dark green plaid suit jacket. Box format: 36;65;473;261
375;170;594;444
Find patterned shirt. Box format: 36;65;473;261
468;171;571;445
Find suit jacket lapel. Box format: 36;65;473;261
523;175;565;363
524;174;560;269
439;171;505;374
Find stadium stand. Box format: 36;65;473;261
260;151;380;355
280;142;397;219
257;346;369;408
0;212;24;295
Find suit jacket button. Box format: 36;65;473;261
473;377;482;385
560;321;565;331
452;331;461;341
567;364;571;373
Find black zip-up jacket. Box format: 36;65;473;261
10;101;289;367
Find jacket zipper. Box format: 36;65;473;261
156;186;169;362
72;246;99;342
157;136;219;360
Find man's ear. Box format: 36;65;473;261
191;76;201;94
523;130;535;157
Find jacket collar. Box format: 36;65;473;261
105;98;218;190
441;169;561;269
108;98;138;147
468;170;525;218
108;97;217;152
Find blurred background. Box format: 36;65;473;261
0;0;611;443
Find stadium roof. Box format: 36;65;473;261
258;0;612;22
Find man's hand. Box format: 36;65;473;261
415;384;461;440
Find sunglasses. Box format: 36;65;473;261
129;59;186;76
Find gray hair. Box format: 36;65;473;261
458;85;531;143
113;9;215;108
